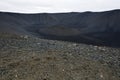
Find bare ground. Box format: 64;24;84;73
0;34;120;80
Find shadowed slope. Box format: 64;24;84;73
0;9;120;47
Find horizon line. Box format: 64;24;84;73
0;9;120;14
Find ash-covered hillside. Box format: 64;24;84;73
0;9;120;47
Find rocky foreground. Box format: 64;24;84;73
0;34;120;80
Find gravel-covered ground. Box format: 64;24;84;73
0;34;120;80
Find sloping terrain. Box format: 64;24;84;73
0;9;120;47
0;33;120;80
